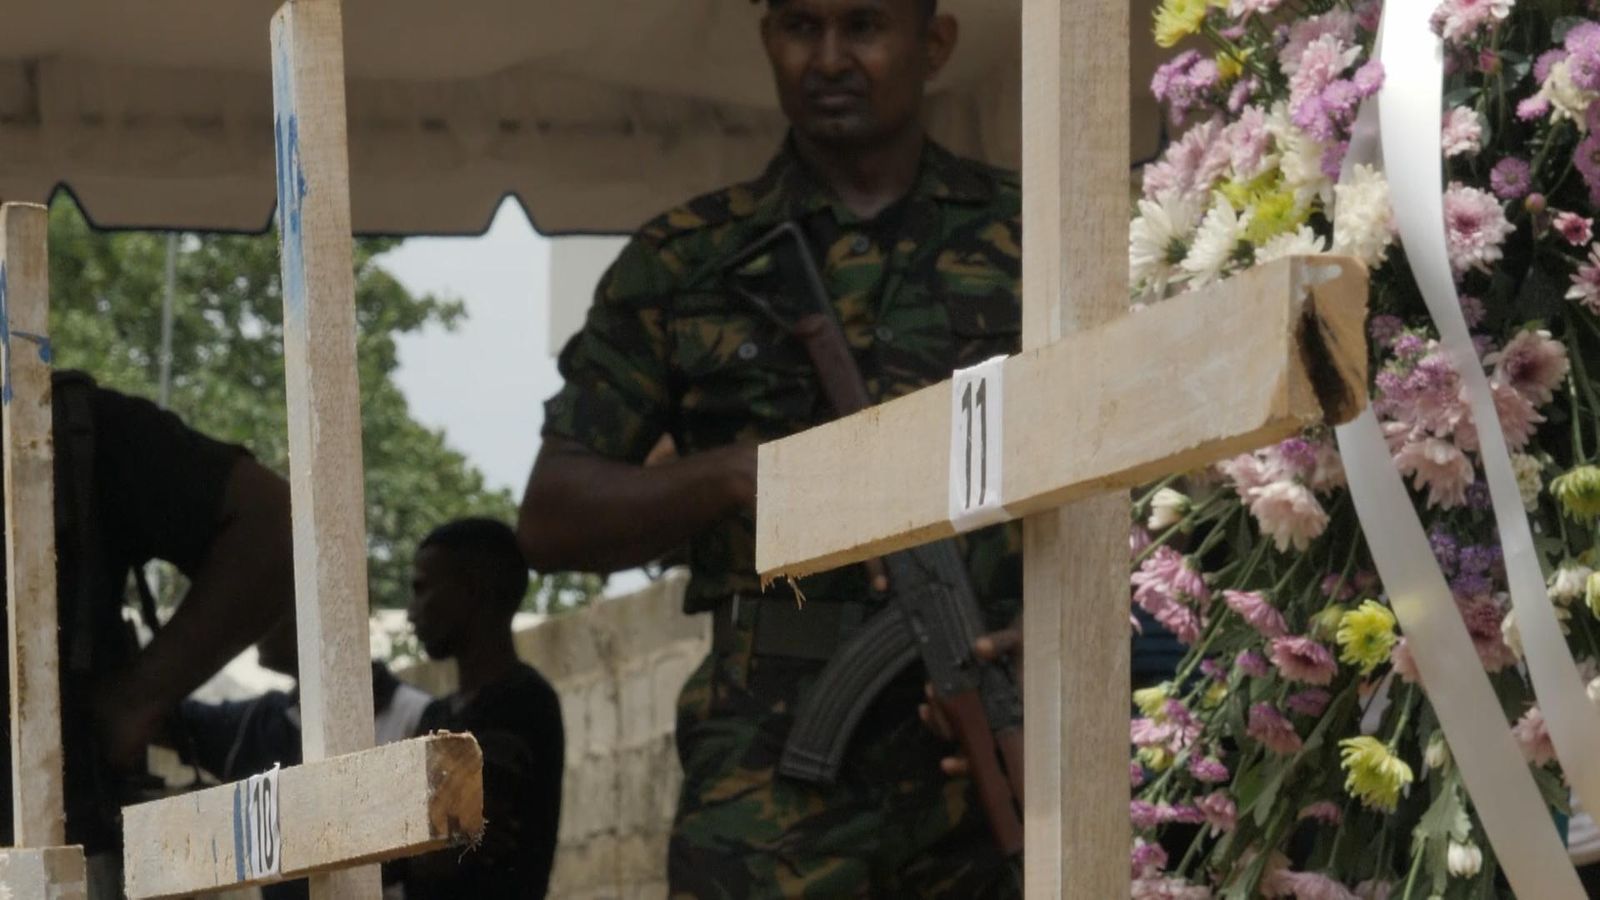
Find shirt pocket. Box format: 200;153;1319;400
945;288;1022;370
668;293;820;442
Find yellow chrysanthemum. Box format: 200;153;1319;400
1244;191;1308;245
1586;571;1600;619
1216;174;1274;210
1202;681;1229;709
1552;465;1600;519
1216;49;1250;82
1137;746;1174;772
1153;0;1209;48
1336;599;1398;675
1133;684;1171;718
1338;736;1414;812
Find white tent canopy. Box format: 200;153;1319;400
0;0;1163;236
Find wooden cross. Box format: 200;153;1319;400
115;3;484;898
753;2;1372;896
0;201;88;899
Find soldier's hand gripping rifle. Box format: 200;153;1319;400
726;222;1026;857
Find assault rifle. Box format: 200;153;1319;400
725;222;1025;857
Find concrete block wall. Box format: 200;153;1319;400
398;571;705;900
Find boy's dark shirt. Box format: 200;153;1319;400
403;663;564;900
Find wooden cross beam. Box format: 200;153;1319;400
0;202;88;897
118;2;484;897
754;3;1371;897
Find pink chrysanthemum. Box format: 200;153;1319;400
1441;107;1483;157
1392;436;1475;509
1430;0;1513;43
1131;838;1169;880
1189;755;1231;783
1248;704;1305;754
1223;589;1288;638
1444;182;1516;275
1238;650;1272;678
1269;636;1339;685
1287;689;1332;717
1569;244;1600;314
1196;791;1238;836
1249;481;1331;551
1491;329;1570;407
1512;706;1557;766
1554;211;1593;246
1279;871;1360;900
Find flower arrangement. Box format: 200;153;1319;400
1127;0;1600;895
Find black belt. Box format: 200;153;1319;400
710;594;866;662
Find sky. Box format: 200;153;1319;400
380;198;561;498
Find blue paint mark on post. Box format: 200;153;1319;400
0;262;12;407
232;782;247;882
272;33;311;328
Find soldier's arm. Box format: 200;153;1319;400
517;436;752;574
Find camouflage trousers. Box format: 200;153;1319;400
666;629;1022;899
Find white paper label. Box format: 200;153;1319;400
237;764;282;880
948;355;1009;531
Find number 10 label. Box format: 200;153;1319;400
948;355;1008;532
234;764;283;881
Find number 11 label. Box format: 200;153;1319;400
948;355;1008;532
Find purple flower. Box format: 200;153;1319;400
1534;49;1569;83
1200;658;1227;680
1352;60;1385;95
1429;527;1459;571
1518;95;1552;122
1567;22;1600;91
1458;294;1487;328
1393;333;1426;357
1321;141;1350;181
1152;50;1220;128
1577;133;1600;206
1227;78;1257;114
1458;544;1495;575
1490;157;1532;200
1368;315;1405;347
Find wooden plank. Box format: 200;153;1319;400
120;734;484;900
0;846;88;899
755;256;1369;579
0;202;67;847
270;2;379;895
1021;0;1127;893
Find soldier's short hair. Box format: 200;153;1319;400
759;0;939;19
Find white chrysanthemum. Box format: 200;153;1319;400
1130;192;1203;299
1267;103;1333;205
1511;452;1543;511
1254;226;1329;264
1180;194;1252;288
1147;487;1192;531
1540;59;1598;130
1333;165;1395;267
1448;841;1484;878
1550;563;1593;605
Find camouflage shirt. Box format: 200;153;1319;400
544;138;1023;619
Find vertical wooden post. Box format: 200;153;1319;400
270;2;380;896
1020;0;1131;896
0;203;67;848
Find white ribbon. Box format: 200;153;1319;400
1330;0;1599;892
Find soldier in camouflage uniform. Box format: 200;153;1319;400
519;0;1023;895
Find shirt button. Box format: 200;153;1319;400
874;325;895;344
849;234;872;256
737;341;760;361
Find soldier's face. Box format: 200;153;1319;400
761;0;957;149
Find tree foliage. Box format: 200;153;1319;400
45;197;599;614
